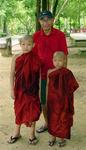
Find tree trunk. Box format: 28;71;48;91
78;0;80;31
69;18;71;33
36;0;50;31
36;0;41;31
52;0;59;18
3;17;7;35
6;37;12;55
42;0;49;11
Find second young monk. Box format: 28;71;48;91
47;51;79;147
8;35;41;145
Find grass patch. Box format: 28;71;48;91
69;49;86;58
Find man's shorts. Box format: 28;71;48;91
41;80;47;105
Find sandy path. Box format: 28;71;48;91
0;52;86;150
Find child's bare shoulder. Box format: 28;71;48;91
12;54;21;61
48;68;57;75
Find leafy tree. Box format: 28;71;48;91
0;0;86;35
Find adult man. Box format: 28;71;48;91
33;10;68;133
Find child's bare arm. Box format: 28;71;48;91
39;69;41;98
64;55;68;67
46;69;52;105
10;55;17;99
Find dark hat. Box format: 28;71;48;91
38;10;53;19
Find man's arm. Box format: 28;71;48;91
60;32;68;67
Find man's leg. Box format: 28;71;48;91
41;104;48;127
36;80;48;133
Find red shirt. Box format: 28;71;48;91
33;27;68;80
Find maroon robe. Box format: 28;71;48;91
14;51;41;126
47;67;79;139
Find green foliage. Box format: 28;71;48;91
0;32;7;37
54;0;86;32
0;0;36;35
0;0;86;35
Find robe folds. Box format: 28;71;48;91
47;67;79;139
14;51;41;126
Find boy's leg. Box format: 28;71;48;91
28;122;38;144
57;138;66;147
49;135;56;146
36;80;48;133
29;122;36;139
7;124;21;144
13;124;21;137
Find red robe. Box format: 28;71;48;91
14;51;41;126
47;67;79;139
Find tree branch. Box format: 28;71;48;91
55;0;69;21
52;0;59;18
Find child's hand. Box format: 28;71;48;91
11;90;15;99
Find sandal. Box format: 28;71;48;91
36;126;48;133
28;137;38;145
57;140;66;147
48;140;56;147
7;135;21;144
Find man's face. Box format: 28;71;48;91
39;16;54;32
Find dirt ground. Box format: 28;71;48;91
0;49;86;150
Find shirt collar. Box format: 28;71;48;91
40;27;56;36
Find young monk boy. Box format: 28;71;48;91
8;35;41;145
47;51;79;147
